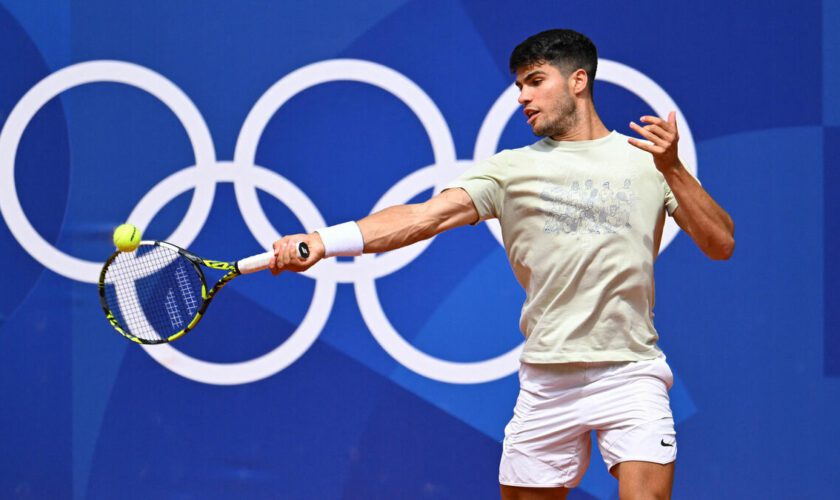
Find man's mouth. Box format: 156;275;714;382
525;108;539;125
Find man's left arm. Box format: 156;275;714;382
629;112;735;260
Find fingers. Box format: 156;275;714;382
640;115;665;126
630;112;682;155
629;121;662;144
270;238;294;274
628;122;666;153
280;240;292;267
641;122;670;139
627;136;663;154
269;240;281;274
279;237;305;267
640;113;679;137
632;119;671;143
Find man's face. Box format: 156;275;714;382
515;63;578;138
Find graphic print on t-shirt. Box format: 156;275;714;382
539;178;636;235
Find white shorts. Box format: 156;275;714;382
499;356;677;488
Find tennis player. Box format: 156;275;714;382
270;29;734;500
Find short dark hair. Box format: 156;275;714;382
509;29;598;95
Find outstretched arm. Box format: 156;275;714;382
629;112;735;260
268;187;480;273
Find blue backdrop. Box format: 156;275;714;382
0;1;837;498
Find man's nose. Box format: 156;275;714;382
517;88;530;105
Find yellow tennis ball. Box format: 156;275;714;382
113;223;141;252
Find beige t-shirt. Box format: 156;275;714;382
446;131;678;363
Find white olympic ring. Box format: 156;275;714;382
0;61;218;284
131;163;336;385
0;58;697;386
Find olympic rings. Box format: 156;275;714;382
0;58;698;385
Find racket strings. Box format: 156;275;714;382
103;245;204;342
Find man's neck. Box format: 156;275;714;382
550;104;610;142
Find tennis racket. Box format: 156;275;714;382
98;240;309;344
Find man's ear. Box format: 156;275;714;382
569;68;589;96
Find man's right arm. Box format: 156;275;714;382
358;187;480;253
269;188;480;274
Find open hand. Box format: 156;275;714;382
628;111;681;173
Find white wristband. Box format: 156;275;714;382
315;221;365;257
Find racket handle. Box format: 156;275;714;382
236;242;310;274
236;251;273;274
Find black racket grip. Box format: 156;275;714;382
298;242;310;259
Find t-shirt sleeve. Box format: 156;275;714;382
662;166;701;216
444;155;506;221
664;181;679;216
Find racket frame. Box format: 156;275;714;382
98;240;243;345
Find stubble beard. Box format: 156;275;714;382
532;93;579;138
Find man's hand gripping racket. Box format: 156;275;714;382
269;232;325;275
